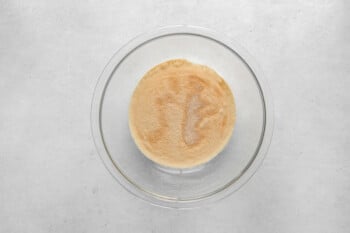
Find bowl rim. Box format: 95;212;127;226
90;25;274;209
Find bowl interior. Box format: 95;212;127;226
93;29;270;207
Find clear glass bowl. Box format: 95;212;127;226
91;25;273;208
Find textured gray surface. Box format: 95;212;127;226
0;0;349;232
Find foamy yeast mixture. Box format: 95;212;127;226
129;59;236;168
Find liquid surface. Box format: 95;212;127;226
129;59;236;168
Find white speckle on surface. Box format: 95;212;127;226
183;95;201;145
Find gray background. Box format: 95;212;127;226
0;0;349;232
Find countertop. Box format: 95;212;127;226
1;0;349;232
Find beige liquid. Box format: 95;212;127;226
129;59;236;168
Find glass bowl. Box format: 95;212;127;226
91;25;273;208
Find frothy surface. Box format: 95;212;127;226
129;59;236;168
